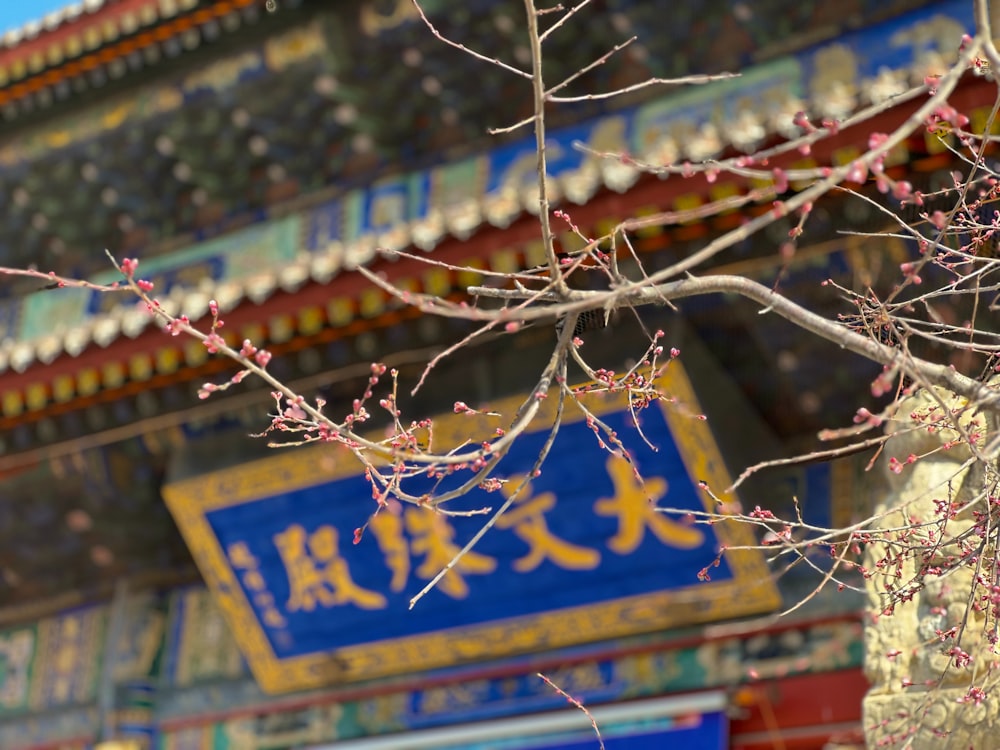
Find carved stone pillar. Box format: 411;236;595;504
863;388;1000;748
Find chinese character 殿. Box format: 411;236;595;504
273;524;387;612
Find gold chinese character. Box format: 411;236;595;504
496;477;600;572
273;524;386;612
406;508;497;599
242;570;266;592
253;591;274;608
369;511;410;592
594;457;704;553
227;541;258;569
262;608;288;629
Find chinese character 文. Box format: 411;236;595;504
273;524;387;612
594;456;704;554
496;477;600;572
406;507;497;599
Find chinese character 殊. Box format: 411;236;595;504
406;507;497;599
594;456;704;553
496;477;600;572
273;524;386;612
368;510;411;592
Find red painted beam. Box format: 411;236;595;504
731;668;868;750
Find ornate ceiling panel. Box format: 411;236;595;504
0;0;943;290
0;442;192;612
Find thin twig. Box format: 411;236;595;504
410;0;531;80
537;672;605;750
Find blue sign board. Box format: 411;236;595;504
164;365;779;693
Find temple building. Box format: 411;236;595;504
0;0;985;748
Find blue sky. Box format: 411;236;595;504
0;1;74;35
